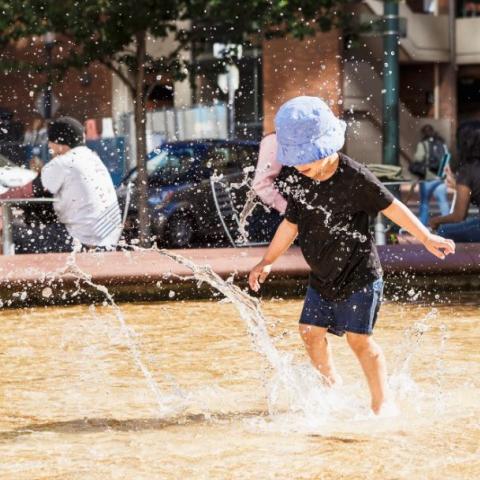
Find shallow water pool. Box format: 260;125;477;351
0;297;479;479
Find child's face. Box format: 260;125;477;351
295;158;329;179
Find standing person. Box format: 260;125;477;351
248;133;286;241
16;116;121;252
252;133;287;214
24;114;49;166
24;114;48;147
430;125;480;241
412;124;450;225
248;97;455;415
43;116;121;249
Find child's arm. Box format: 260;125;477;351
382;199;455;259
248;219;298;291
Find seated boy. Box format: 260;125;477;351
249;96;455;415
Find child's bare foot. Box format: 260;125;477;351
320;371;343;388
372;400;399;417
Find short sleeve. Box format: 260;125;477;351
284;197;300;224
356;166;395;215
455;164;472;189
41;158;66;194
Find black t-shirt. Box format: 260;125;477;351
456;160;480;211
284;154;395;300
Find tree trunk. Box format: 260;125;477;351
133;30;150;246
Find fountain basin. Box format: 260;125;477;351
0;244;479;306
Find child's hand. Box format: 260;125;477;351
248;261;272;292
423;233;455;260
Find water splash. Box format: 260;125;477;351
388;308;442;408
236;187;264;244
211;168;267;245
50;251;171;415
219;162;368;244
2;245;448;426
156;248;332;415
432;322;448;414
154;247;377;423
290;187;368;243
153;248;456;427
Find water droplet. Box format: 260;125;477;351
42;287;53;298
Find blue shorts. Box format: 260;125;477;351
299;279;384;336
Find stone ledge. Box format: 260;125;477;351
0;244;478;307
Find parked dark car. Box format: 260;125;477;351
118;139;280;248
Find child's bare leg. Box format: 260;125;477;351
346;332;388;414
299;324;340;386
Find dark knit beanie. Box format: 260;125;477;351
48;116;84;148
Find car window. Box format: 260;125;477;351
203;146;236;175
203;145;257;175
230;145;257;171
128;147;196;185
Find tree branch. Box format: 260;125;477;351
100;59;135;94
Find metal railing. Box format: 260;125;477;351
0;198;56;255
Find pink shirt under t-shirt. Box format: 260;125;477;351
252;133;287;214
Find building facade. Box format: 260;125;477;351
1;1;479;168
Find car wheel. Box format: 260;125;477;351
167;214;195;248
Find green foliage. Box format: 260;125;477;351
0;0;355;89
188;0;354;41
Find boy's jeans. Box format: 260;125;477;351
419;180;450;225
438;217;480;243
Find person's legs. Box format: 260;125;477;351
299;324;340;386
346;332;389;414
438;217;480;242
14;222;74;254
39;223;74;252
334;279;387;413
420;180;444;225
432;182;450;216
418;181;430;225
298;287;342;385
13;224;37;253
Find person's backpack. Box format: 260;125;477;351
408;159;426;178
425;137;447;174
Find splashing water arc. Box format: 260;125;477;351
42;248;452;421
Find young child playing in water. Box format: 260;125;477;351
248;96;455;415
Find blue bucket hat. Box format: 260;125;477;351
275;96;346;166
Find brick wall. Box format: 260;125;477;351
262;30;343;134
0;41;113;132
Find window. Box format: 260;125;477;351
127;146;196;185
203;145;258;175
203;146;236;175
231;145;258;171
